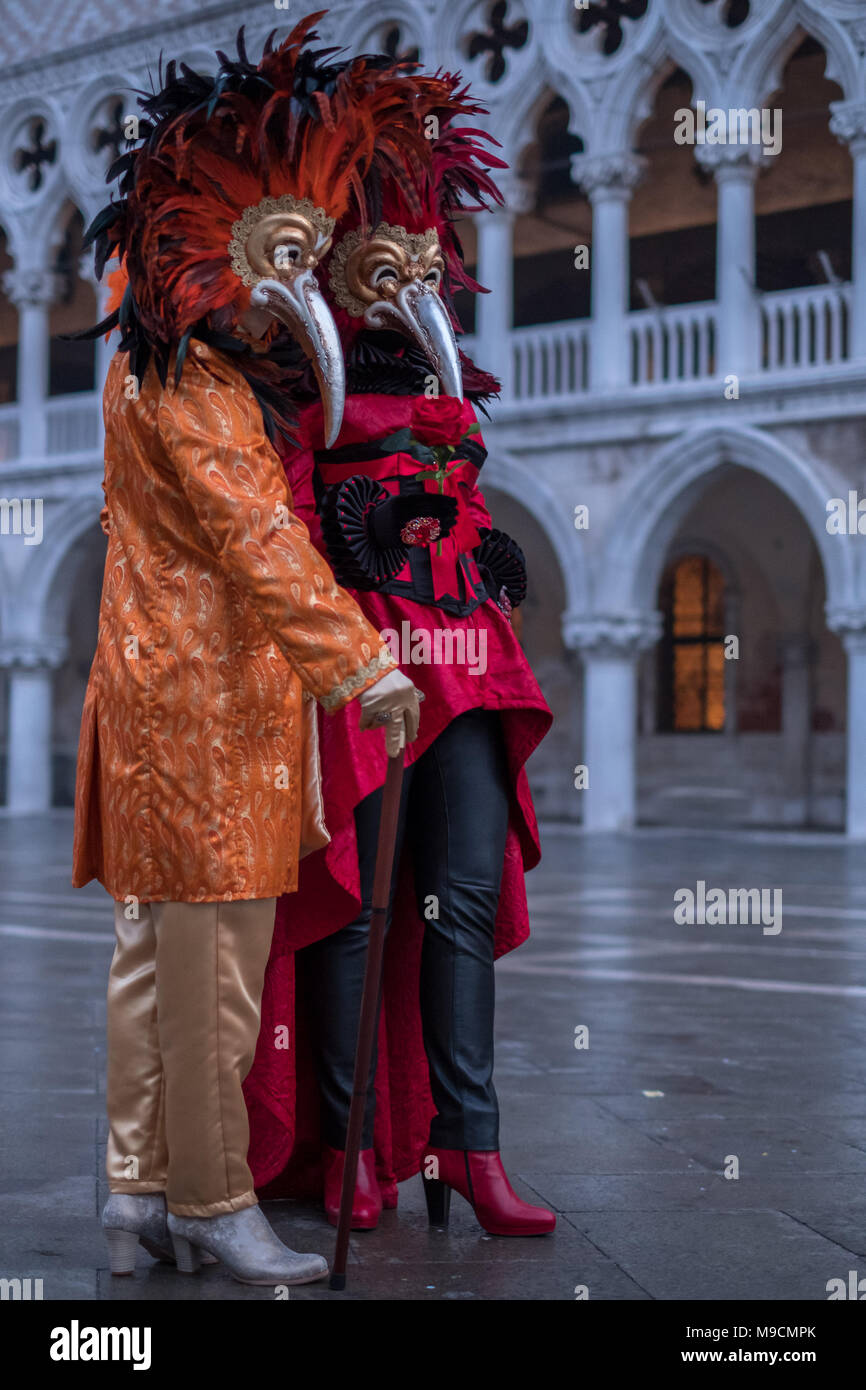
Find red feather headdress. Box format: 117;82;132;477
323;68;508;345
83;15;435;394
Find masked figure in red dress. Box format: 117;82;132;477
245;69;555;1237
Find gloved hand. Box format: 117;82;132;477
358;668;422;757
367;492;458;549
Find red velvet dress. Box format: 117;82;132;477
243;391;552;1199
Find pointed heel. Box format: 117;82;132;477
105;1227;140;1276
423;1176;451;1227
170;1233;201;1274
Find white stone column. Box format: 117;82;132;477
565;613;662;832
779;635;813;824
474;172;531;398
571;152;645;393
830;102;866;360
1;267;59;461
1;640;67;813
829;619;866;838
696;147;761;378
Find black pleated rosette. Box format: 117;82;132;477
320;474;408;591
475;528;528;608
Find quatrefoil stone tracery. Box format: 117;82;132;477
12;116;57;192
90;97;129;167
466;0;530;84
572;1;650;58
381;23;421;65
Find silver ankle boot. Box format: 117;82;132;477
102;1193;217;1274
102;1193;176;1275
167;1205;328;1286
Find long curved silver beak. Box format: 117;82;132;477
366;281;463;402
251;270;345;446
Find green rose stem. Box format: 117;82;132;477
407;423;480;556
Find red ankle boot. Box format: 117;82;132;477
422;1148;556;1236
323;1146;383;1231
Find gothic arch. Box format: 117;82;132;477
496;74;591;178
8;491;105;645
736;0;860;111
601;35;717;157
596;424;857;619
333;0;430;62
3;170;78;274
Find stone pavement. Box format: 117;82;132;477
2;812;865;1301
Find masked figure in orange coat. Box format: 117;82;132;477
71;20;421;1286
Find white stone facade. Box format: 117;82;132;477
1;0;865;833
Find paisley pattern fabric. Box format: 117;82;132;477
72;343;394;903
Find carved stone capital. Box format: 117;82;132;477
2;265;61;309
830;101;866;153
492;169;534;215
563;610;663;656
826;607;866;652
694;143;764;180
570;151;647;200
0;638;68;671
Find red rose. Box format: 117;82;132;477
410;396;465;448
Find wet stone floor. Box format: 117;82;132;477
2;812;865;1301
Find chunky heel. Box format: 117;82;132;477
170;1233;201;1274
423;1176;451;1227
424;1147;556;1236
167;1208;328;1285
105;1226;140;1276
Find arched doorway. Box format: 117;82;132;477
637;466;843;829
589;425;856;833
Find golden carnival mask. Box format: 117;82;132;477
228;194;344;445
329;222;462;401
229;194;335;286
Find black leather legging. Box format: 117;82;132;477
299;708;510;1151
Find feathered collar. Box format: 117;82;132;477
284;330;500;414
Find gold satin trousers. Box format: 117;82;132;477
105;897;276;1216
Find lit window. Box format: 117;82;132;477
657;555;725;732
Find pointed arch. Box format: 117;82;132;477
734;0;861;112
597;424;857;619
5;490;104;644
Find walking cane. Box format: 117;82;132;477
329;748;405;1291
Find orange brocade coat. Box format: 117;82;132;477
72;343;393;903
